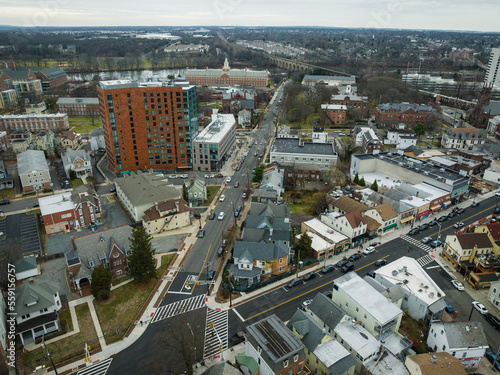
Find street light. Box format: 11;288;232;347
436;221;442;241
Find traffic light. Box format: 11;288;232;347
196;281;200;285
186;281;189;287
218;344;221;351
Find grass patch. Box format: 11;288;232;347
72;122;102;134
287;203;310;214
26;208;41;215
18;303;100;375
94;254;174;345
59;308;73;332
283;190;317;215
399;314;429;354
0;188;15;200
70;179;84;187
111;275;132;286
205;185;221;206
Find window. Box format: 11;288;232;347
293;354;299;362
283;360;289;368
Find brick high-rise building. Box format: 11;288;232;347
97;80;197;173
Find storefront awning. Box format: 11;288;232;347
443;200;452;207
417;210;430;217
383;223;398;231
431;205;441;212
400;216;414;224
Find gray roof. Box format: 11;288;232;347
15;279;59;316
62;148;91;166
378;103;434;114
234;240;289;262
365;277;406;304
14;257;37;274
90;127;103;137
430;322;488;349
482;101;500;116
245;215;290;231
248;201;290;218
115;171;181;208
272;138;336;156
17;150;49;176
30;67;66;79
261;171;284;191
229;263;262;278
308;292;348;329
57;97;99;105
0;67;33;79
240;227;292;244
66;225;134;271
252;188;278;200
287;309;326;351
303;75;356;83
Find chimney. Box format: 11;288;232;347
416;191;419;197
155;202;158;210
175;200;179;212
431;355;437;364
270;216;273;224
29;277;34;284
380;197;383;204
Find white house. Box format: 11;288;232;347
321;211;369;246
385;128;417;149
61;148;93;178
89;127;105;150
364;203;399;234
488;281;500;311
238;109;252;128
14;257;39;281
426;322;488;369
483;167;500;185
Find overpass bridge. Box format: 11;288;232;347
265;54;354;77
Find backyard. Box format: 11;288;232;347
283;189;318;214
399;314;429;354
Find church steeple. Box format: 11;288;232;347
222;57;230;72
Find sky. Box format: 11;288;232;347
1;0;499;32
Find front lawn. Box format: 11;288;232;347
70;179;84;187
205;185;221;206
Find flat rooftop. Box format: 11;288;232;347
303;218;348;244
99;80;195;91
0;113;67;119
334;321;379;361
375;257;445;306
39;192;74;216
271;138;336;156
194;114;235;144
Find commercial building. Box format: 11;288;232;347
0;89;17;109
97;80;197;173
302;75;356;87
0;113;69;132
441;127;486;149
488;281;500;311
185;58;268;87
17;150;52;192
192;114;236;171
57;97;100;117
485;47;500;86
270;138;338;171
0;62;67;93
376;103;436;125
320;104;347;126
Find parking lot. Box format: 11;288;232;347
0;213;42;258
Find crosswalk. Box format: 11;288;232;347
400;235;433;252
151;294;206;324
203;308;228;359
416;254;435;267
74;358;112;375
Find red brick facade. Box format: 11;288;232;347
0;114;69;132
321;105;347;126
57;100;99;117
376;104;435;125
221;90;257;113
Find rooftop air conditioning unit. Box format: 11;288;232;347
440;168;445;173
424;171;429;176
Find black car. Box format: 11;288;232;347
341;262;354;273
323;290;332;298
428;220;438;226
447;211;457;218
0;200;10;205
367;270;376;278
375;259;387;267
209;212;215;220
456;208;465;214
495;207;500;214
198;230;206;238
230;331;245;345
419;224;429;231
304;272;316;281
348;253;361;261
485;313;500;330
287;278;304;288
208;270;215;280
408;228;420;235
110;186;116;193
32;202;39;207
321;264;335;274
438;216;448;222
336;259;349;268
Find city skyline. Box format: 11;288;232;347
2;0;500;33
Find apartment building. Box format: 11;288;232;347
97;80;197;173
270;138;338;171
376;103;435;125
441;127;486;149
17;150;52;192
57;97;100;116
320;104;347;126
484;47;500;86
0;113;69;132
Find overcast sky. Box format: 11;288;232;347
2;0;499;32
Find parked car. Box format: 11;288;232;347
419;224;429;231
471;201;479;207
234;182;239;188
321;264;335;274
447;211;457;218
180;174;188;179
428;220;438;226
472;301;488;314
170;174;178;179
198;230;206;238
348;253;361;261
235;166;241;171
208;270;215;280
451;280;464;291
323;290;333;298
219;195;226;202
230;331;246;345
236;206;242;212
287;278;303;288
456;208;465;214
242;193;247;199
495;207;500;214
485;313;500;330
218;212;225;221
209;212;215;220
437;216;448;222
341;262;354;273
486;352;500;371
217;246;224;257
408;228;420;235
336;259;349;268
0;200;10;205
444;300;454;314
375;259;387;267
304;272;316;281
234;211;240;218
363;246;376;255
301;299;313;310
430;240;443;248
367;270;376;278
32;202;40;207
496;191;500;197
228;225;234;231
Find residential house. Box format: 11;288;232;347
300;218;349;256
443;233;494;288
89;127;105;151
59;130;80;150
12;138;30;154
488;281;500;311
287;309;356;375
186;179;207;207
33;129;54;151
240;227;292;248
360;128;382;154
15;279;62;346
66;225;134;295
260;165;284;200
14;257;38;281
331;196;368;215
0;131;7;151
238;108;252;128
441;127;486;149
385;127;417;149
374;257;447;321
230;241;290;289
321;211;369;247
17;150;51;192
62;148;93;179
237;314;306;375
0;160;13;190
364;203;399;234
354;126;377;147
331;272;404;339
426;322;488;369
248;201;290;218
366;189;417;227
142;199;191;235
252;188;279;203
405;353;467;375
304;292;350;334
115;171;181;222
221;88;257;114
39;185;102;234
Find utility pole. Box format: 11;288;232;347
468;305;475;321
187;323;196;364
206;265;210;296
41;337;59;375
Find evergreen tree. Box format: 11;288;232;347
359;178;366;187
353;172;359;184
370;180;379;192
294;232;313;258
90;266;112;300
128;226;157;282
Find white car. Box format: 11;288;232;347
363;246;376;255
301;299;313;310
242;193;247;199
204;174;211;179
219;195;226;202
496;191;500;197
472;301;488;315
218;212;225;221
421;237;432;244
180;174;188;179
454;222;464;229
170;174;177;179
451;280;464;291
226;177;231;183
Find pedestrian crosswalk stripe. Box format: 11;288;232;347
417;254;435;267
75;358;112;375
151;294;206;324
203;309;228;359
401;235;433;252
